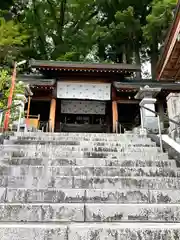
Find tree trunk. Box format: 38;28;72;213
134;44;142;80
98;41;106;61
125;44;132;64
47;0;67;45
59;0;67;40
116;53;123;63
32;0;48;58
150;41;159;80
122;45;126;63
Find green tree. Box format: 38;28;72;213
0;17;28;65
0;0;14;10
0;69;25;124
0;70;11;110
143;0;177;78
6;0;178;79
20;0;99;60
93;0;176;77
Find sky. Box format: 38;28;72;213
142;61;152;79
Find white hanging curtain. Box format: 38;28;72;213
61;100;106;115
57;82;111;100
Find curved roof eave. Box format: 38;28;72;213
156;0;180;80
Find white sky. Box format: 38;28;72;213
142;61;152;79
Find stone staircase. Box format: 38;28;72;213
0;132;180;239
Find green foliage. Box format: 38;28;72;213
0;17;28;64
0;0;178;77
0;0;14;10
143;0;177;44
0;70;10;109
0;69;25;124
57;52;82;61
142;0;176;77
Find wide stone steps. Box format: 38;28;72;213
11;138;153;144
1;188;180;204
7;138;155;145
1;144;159;153
2;150;165;160
0;166;178;177
1;142;160;148
1;176;180;190
0;203;179;222
1;132;180;239
14;132;149;139
1;158;175;168
1;223;180;240
1;153;169;162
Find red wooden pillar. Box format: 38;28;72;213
49;98;56;132
112;87;118;133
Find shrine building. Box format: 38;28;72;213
19;58;180;133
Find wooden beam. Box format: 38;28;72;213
156;1;180;80
58;79;111;83
174;48;180;79
116;100;140;104
174;67;180;80
31;97;52;101
157;20;180;80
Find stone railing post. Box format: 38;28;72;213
135;86;161;133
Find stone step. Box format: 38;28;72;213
0;225;67;240
12;136;152;143
0;203;83;222
9;134;153;142
1;176;179;190
1;145;159;153
85;203;180;222
73;176;180;190
14;132;147;138
1;158;175;168
8;135;153;142
0;166;178;178
68;223;180;239
1;150;163;159
1;152;169;161
0;203;179;222
5;139;156;146
1;223;180;240
4;188;180;204
10;138;153;145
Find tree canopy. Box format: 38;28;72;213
0;0;177;77
0;18;28;65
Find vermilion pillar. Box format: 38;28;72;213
4;63;17;131
112;101;118;133
26;96;31;127
49;98;56;132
